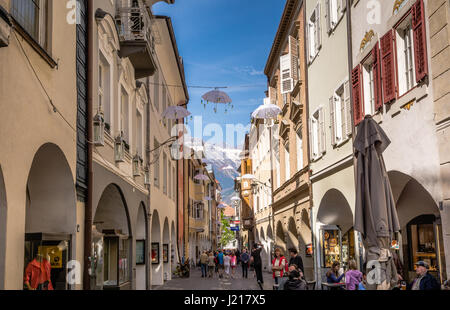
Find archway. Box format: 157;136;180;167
93;183;132;289
0;165;7;289
389;171;446;283
162;218;170;281
151;210;162;285
287;217;299;251
24;143;76;290
135;203;147;290
299;208;313;279
316;189;355;277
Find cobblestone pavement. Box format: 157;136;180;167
154;267;274;290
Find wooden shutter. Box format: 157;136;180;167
329;96;336;146
344;80;352;136
372;42;383;111
339;95;346;140
412;0;428;83
352;65;364;126
289;36;299;81
380;29;396;104
319;108;326;154
315;3;322;52
325;0;331;33
280;54;294;94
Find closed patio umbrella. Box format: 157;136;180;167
354;116;401;290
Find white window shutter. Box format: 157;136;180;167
280;54;294;94
289;36;299;81
307;22;313;63
309;118;314;159
319;108;326;154
329;96;336;146
344;80;352;137
315;3;322;53
325;0;331;34
339;94;346;141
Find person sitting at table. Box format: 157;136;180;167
326;261;345;287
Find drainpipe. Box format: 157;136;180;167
146;76;152;290
302;0;317;288
83;0;94;291
345;0;361;271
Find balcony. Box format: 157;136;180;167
116;2;156;79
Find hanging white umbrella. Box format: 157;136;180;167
230;196;241;202
202;89;232;104
217;202;228;209
222;165;235;171
204;196;212;201
241;174;255;180
251;103;282;120
194;174;209;181
161;106;191;120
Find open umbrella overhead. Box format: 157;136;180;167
354;116;400;290
201;89;232;104
161;106;191;120
241;174;255;180
222;165;235;171
251;103;282;120
194;174;209;181
230;196;241;202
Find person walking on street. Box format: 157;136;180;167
407;261;440;290
200;251;208;278
240;249;250;279
230;251;237;279
208;252;216;278
288;248;304;274
271;248;288;290
251;243;264;289
345;260;363;290
224;253;231;279
217;250;225;279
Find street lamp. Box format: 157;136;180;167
115;134;125;162
93;113;105;146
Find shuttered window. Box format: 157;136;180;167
296;127;303;171
372;43;383;111
381;30;396;104
154;139;160;188
308;4;321;63
412;0;428;83
343;80;353;137
352;65;364;126
309;108;325;161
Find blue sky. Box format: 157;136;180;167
153;0;285;148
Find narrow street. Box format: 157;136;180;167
154;268;273;291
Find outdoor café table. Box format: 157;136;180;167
321;282;346;290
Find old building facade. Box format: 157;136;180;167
264;0;314;280
350;0;449;284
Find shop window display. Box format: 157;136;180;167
321;227;355;269
102;230;131;289
23;233;71;290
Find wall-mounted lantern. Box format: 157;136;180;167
132;154;141;176
93;113;105;146
144;166;150;185
115;134;125;162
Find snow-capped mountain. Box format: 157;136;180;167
185;138;241;203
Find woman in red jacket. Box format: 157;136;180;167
271;248;288;289
24;255;53;290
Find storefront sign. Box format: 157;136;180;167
38;246;63;269
305;243;313;257
231;226;240;232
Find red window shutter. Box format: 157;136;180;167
351;65;364;126
372;42;383;111
380;29;396;104
412;0;428;82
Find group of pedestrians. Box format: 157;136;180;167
325;259;442;290
270;247;307;290
199;249;240;279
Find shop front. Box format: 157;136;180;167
23;143;77;291
390;171;448;285
93;184;132;290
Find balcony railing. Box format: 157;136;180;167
115;2;157;79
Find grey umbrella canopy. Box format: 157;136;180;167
354;116;400;290
201;89;232;103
